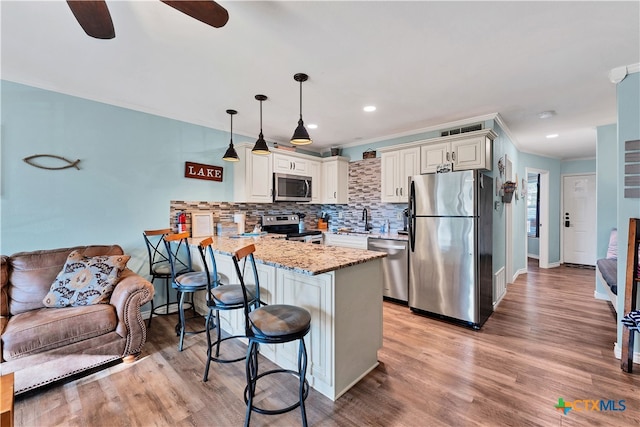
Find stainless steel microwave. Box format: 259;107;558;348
273;173;312;202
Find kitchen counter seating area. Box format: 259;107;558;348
188;235;386;401
191;234;386;275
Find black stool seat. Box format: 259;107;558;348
212;284;257;305
175;271;209;291
249;305;311;338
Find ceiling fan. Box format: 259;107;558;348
66;0;229;39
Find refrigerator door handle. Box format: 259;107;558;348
409;179;416;252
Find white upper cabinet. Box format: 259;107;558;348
451;136;490;170
420;142;451;174
381;147;420;203
420;131;495;174
308;160;322;204
322;157;349;204
273;152;309;175
233;144;273;203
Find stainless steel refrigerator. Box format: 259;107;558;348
408;170;493;328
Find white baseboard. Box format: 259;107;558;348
614;341;640;365
547;262;561;268
493;290;506;310
527;254;539;259
511;268;527;284
594;290;610;301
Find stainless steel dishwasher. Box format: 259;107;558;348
367;237;409;303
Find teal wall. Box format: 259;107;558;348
595;124;618;297
561;158;596;174
596;124;618;258
528;237;539;256
615;72;640;348
0;80;258;270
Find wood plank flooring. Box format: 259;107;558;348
13;261;640;426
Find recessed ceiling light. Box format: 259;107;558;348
538;110;556;119
546;134;559;139
363;105;376;112
307;124;318;129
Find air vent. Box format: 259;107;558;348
441;123;483;137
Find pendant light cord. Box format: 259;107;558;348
299;80;303;120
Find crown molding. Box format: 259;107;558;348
609;63;640;84
493;113;522;152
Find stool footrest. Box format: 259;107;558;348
206;335;246;364
150;302;181;316
243;369;309;416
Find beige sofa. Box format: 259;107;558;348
0;245;154;395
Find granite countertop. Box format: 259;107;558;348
190;235;386;276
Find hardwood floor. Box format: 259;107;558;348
13;262;640;426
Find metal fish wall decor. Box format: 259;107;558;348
23;154;81;170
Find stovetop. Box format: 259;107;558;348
261;214;322;237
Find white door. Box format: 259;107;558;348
562;174;596;265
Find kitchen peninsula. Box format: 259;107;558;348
190;236;386;401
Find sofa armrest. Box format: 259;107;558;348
109;269;154;355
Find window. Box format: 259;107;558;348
527;174;540;237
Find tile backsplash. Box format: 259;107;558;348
170;157;408;234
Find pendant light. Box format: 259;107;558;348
252;95;270;155
222;109;239;162
290;73;312;145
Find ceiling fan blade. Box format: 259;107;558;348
66;0;115;39
161;1;229;28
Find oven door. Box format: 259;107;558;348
273;173;312;202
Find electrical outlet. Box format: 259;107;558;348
338;212;343;219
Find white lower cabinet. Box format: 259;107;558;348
275;270;333;390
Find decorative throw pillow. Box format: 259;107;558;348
43;250;130;307
606;228;617;260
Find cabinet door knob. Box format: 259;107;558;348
446;152;450;162
400;188;403;196
452;152;456;161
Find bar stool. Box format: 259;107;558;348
232;244;311;427
143;228;175;328
163;231;208;351
198;237;259;381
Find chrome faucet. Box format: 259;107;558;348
362;208;372;232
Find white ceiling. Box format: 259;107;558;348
2;1;639;160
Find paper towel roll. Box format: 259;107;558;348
233;213;246;234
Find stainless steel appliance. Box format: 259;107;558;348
273;173;312;202
367;237;409;303
408;170;493;328
261;214;322;243
398;208;409;235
